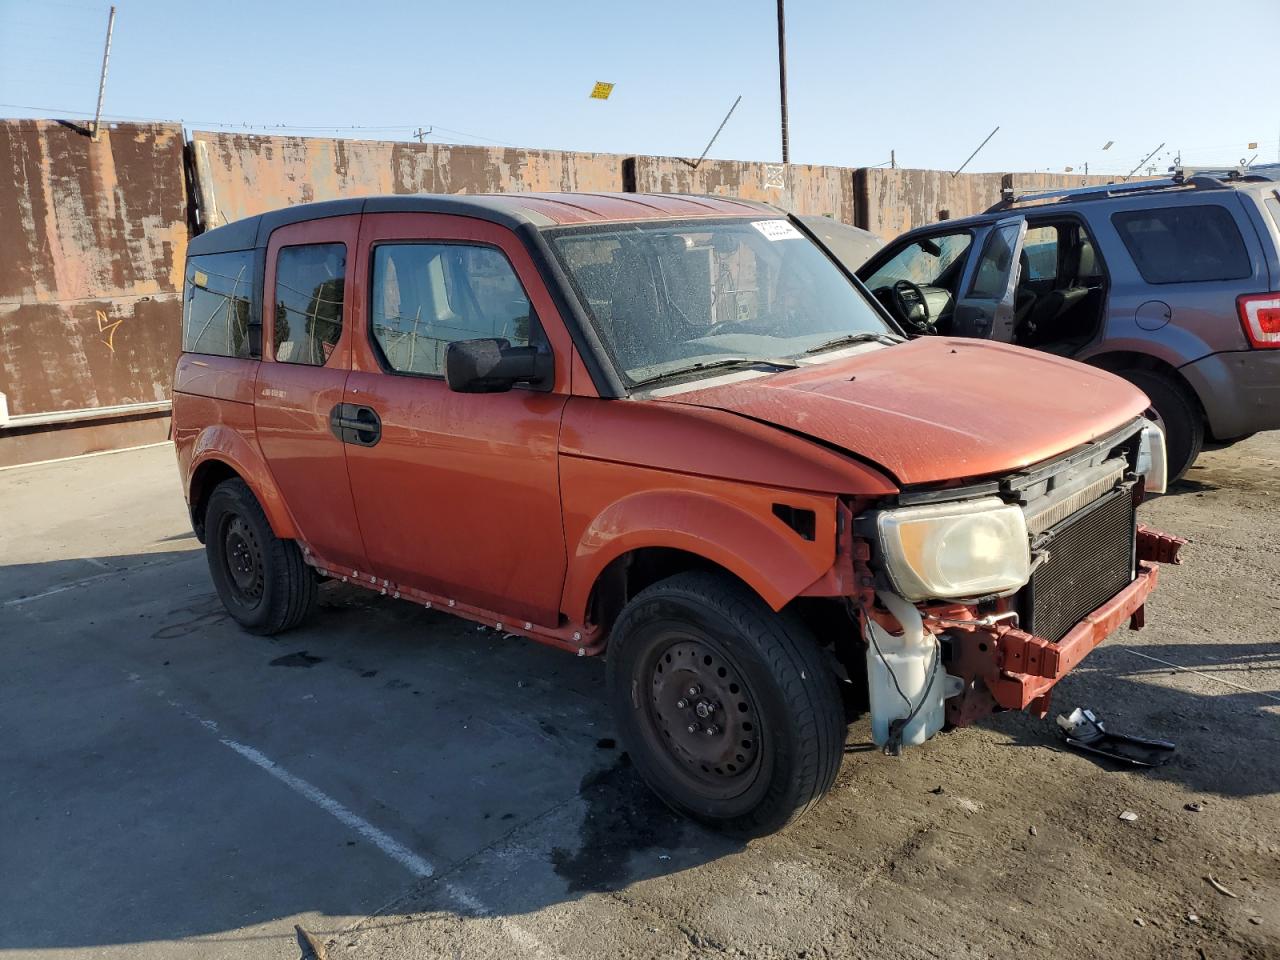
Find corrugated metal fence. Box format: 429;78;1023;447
0;119;1137;465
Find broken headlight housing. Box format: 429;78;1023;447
1136;421;1167;495
872;497;1031;601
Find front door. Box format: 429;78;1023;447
254;215;369;575
952;215;1028;341
342;213;571;628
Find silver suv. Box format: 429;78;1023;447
852;166;1280;480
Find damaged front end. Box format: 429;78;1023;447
848;418;1186;753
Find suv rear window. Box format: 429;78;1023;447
1111;205;1251;284
183;251;255;358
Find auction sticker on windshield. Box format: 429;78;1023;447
751;220;803;241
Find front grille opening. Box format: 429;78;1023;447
1021;488;1136;643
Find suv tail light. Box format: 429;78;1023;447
1238;293;1280;348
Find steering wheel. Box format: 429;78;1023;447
891;279;935;334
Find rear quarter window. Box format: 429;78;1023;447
1110;204;1251;284
183;250;256;357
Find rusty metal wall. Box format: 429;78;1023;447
0;120;188;419
190;132;628;227
628;155;856;222
856;167;1136;239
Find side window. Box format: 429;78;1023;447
863;232;972;290
1111;205;1251;284
969;222;1022;298
1022;226;1058;281
182;251;255;358
274;243;346;365
370;243;538;376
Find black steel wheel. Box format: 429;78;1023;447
608;571;845;836
205;478;316;635
643;638;763;798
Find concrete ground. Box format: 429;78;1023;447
1;438;1276;960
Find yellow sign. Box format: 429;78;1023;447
1248;141;1258;150
590;81;614;100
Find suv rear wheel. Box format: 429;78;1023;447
205;478;317;635
1118;369;1204;483
607;571;845;836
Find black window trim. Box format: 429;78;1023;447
364;238;552;390
181;247;263;360
270;240;349;368
1108;202;1253;286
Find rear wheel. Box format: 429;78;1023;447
607;571;845;836
1118;369;1204;483
205;478;316;635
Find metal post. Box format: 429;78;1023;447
890;149;895;170
952;126;999;178
1125;142;1165;181
689;95;742;170
91;5;116;142
777;0;789;163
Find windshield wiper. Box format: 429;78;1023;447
631;356;800;389
803;331;903;354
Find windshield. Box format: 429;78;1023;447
548;218;895;386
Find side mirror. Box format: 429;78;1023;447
444;338;552;393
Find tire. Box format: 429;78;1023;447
606;570;845;836
205;478;317;635
1118;369;1204;484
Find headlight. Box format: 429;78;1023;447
1136;422;1167;495
873;497;1030;601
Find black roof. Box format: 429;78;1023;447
187;192;782;256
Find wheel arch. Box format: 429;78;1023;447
1083;350;1206;420
186;428;297;542
565;489;839;644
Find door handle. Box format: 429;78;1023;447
329;403;382;447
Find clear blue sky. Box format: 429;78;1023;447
2;0;1277;176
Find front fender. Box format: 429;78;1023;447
188;423;298;539
561;476;839;622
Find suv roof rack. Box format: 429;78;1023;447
987;177;1218;213
985;163;1280;214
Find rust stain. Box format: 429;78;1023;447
0;120;187;417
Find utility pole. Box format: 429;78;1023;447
91;5;116;142
413;127;431;143
890;149;896;170
776;0;789;163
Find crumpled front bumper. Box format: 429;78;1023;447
945;525;1187;726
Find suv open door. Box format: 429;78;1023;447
951;215;1027;342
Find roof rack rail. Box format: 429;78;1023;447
1170;162;1280;184
987;163;1280;213
987;177;1216;213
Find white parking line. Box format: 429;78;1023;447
219;737;436;878
130;676;560;957
2;557;184;607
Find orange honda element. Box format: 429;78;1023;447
173;193;1184;835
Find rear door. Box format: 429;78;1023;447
254;215;369;575
951;216;1028;341
342;213;571;628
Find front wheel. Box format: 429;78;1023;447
607;571;845;836
205;478;317;635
